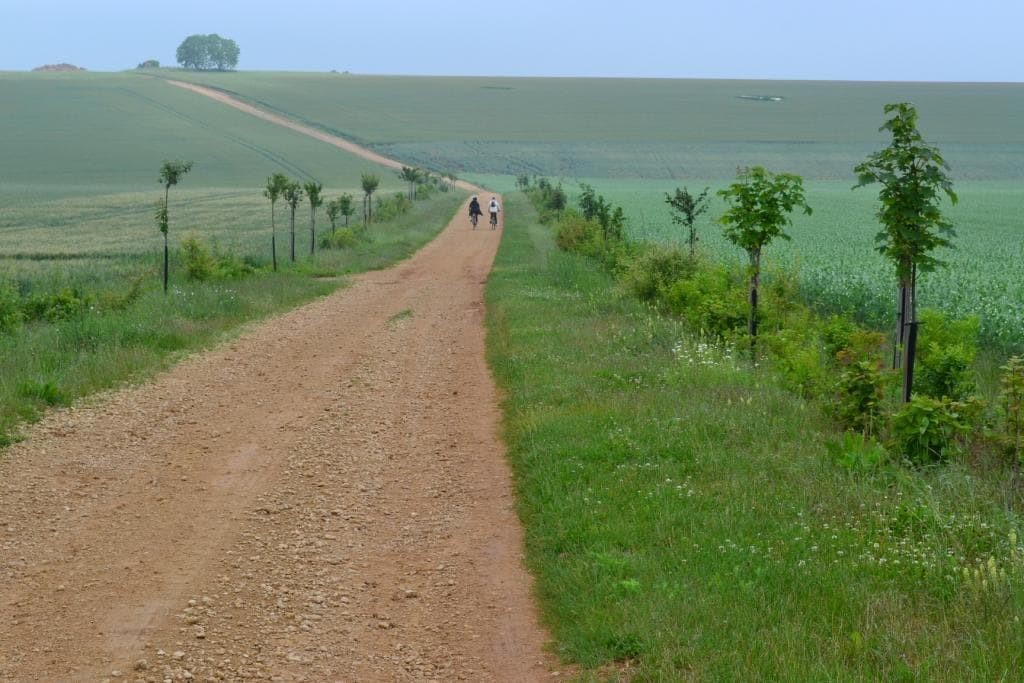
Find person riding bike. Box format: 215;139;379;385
488;196;501;229
468;196;483;229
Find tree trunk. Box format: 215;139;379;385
893;283;910;369
289;209;296;262
163;185;170;294
271;203;277;272
310;208;316;255
899;265;919;402
163;232;169;294
748;249;760;361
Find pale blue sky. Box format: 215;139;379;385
1;0;1021;81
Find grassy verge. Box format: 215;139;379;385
0;192;465;445
487;194;1024;679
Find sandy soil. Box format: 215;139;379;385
0;199;553;681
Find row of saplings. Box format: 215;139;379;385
522;103;1024;469
157;162;451;288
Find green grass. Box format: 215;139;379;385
159;72;1024;181
0;191;465;443
488;193;1024;679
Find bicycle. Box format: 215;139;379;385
489;212;498;229
470;212;479;229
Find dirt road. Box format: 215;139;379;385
0;202;552;681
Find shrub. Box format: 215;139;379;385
762;318;827;396
661;264;747;338
180;234;215;281
374;193;413;222
891;395;971;465
830;331;891;435
23;287;92;322
554;209;598;253
914;309;979;401
619;245;691;303
999;356;1024;463
825;432;890;472
320;228;359;250
0;280;24;333
820;315;861;362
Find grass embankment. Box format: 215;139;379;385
0;192;465;445
487;194;1024;680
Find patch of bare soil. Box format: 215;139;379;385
0;200;554;681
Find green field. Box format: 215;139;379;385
159;71;1024;180
154;71;1024;348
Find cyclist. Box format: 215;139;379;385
488;196;501;229
468;196;483;228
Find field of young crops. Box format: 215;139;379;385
164;71;1024;181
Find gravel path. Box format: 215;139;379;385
0;201;553;681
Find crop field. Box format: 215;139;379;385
158;72;1024;348
162;71;1024;180
571;179;1024;350
0;72;403;288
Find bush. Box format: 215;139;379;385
661;263;747;338
555;209;599;253
180;234;215;281
0;280;24;333
891;395;971;465
915;309;979;401
825;432;890;472
320;228;359;250
23;287;92;322
830;332;892;436
374;193;413;223
620;245;691;303
999;356;1024;463
762;319;828;397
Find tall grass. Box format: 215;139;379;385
487;193;1024;679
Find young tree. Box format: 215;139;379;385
303;181;323;255
398;166;421;200
157;160;194;293
854;102;957;402
666;186;710;258
283;181;304;262
337;193;355;226
263;173;289;271
360;173;380;224
718;166;811;357
325;197;341;235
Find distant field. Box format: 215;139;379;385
162;71;1024;180
0;71;403;290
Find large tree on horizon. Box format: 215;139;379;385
176;34;240;71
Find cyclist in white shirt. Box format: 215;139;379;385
488;197;501;229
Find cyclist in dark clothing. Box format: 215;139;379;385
468;196;483;228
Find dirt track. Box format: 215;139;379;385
0;201;552;680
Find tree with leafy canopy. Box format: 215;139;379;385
263;173;289;272
666;186;710;259
303;181;323;255
175;34;240;70
854;102;957;402
326;198;342;235
360;173;380;224
282;181;304;262
157;160;193;293
337;193;355;226
718;166;811;357
398;166;421;200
